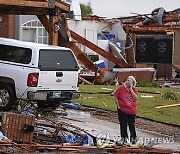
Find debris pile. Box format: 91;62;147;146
0;104;180;153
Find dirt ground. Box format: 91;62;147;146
82;106;180;138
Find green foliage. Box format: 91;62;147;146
137;82;159;88
162;92;177;100
80;2;93;17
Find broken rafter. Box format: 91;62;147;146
70;30;129;68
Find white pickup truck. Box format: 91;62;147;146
0;37;80;110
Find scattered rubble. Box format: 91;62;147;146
0;103;180;153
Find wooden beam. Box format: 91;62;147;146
37;15;58;45
70;30;129;68
37;15;49;31
0;7;47;15
49;15;58;45
155;103;180;109
67;42;98;72
55;1;70;12
0;0;69;12
0;0;48;8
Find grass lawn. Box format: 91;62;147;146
75;85;180;125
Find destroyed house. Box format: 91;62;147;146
0;1;180;83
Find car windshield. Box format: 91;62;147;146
38;49;79;71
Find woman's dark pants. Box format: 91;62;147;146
117;108;137;144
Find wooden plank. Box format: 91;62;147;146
0;7;47;15
15;114;20;141
29;115;34;143
24;115;28;142
11;113;16;140
17;113;23;142
7;113;12;139
20;114;25;142
70;30;129;68
1;113;7;136
155;103;180;109
2;113;8;137
0;0;48;8
79;76;93;85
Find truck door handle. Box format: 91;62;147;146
56;72;63;77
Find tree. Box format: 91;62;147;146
63;0;93;17
80;2;93;17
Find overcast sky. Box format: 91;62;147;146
78;0;180;18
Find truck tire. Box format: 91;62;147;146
0;84;16;111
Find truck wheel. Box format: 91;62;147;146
0;84;16;111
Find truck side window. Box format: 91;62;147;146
0;44;32;64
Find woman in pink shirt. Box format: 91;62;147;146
114;76;138;145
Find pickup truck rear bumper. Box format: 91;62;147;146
27;91;80;101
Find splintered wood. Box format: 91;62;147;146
1;112;35;143
155;103;180;109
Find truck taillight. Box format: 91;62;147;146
27;73;39;87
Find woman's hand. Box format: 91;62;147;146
130;87;138;100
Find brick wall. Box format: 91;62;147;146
0;15;15;39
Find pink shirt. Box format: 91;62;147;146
114;85;138;115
